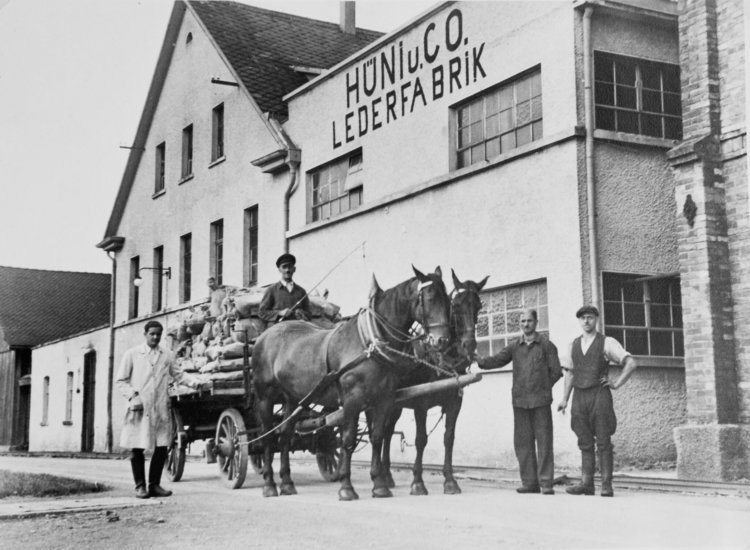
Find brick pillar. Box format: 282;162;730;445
668;0;750;481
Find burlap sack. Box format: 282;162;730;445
232;317;265;343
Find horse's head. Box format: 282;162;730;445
450;269;489;360
411;265;452;351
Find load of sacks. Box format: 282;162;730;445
168;286;342;394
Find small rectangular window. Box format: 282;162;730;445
152;245;164;312
155;142;166;194
210;220;224;285
455;70;542;169
129;256;140;319
182;124;193;178
180;233;192;303
212;104;224;161
65;372;74;424
594;51;682;140
42;376;50;426
244;206;259;286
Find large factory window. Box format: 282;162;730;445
455;69;542;169
594;52;682;140
475;279;549;358
602;272;683;357
308;150;363;223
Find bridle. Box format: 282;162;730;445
448;286;481;359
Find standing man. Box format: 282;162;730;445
116;320;201;499
476;309;562;494
258;253;311;325
557;305;637;497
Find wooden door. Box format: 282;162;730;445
81;352;96;452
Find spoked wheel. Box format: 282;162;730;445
250;453;263;475
316;427;342;482
166;408;186;482
215;408;248;489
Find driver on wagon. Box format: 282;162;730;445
258;253;311;326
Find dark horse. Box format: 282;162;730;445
251;266;452;500
381;269;488;495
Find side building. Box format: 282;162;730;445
0;266;109;452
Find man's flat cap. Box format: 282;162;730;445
276;253;296;267
576;305;600;318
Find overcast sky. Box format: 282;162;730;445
0;0;435;274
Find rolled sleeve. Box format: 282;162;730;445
604;336;631;365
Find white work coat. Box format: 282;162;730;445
116;344;191;449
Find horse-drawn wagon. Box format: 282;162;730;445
165;267;484;498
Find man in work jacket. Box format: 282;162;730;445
557;305;637;497
116;320;202;499
477;308;562;494
258;253;311;326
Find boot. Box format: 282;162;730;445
130;450;149;499
600;449;614;497
148;446;173;498
566;451;595;495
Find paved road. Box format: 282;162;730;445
1;455;749;550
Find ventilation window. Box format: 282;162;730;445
186;32;193;45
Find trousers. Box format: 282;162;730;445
570;385;617;453
513;405;554;487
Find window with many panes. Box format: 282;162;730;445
180;233;191;303
456;70;542;169
475;280;549;358
182;124;193;178
212;103;224;161
244;206;258;286
210;220;224;285
603;273;683;357
309;150;363;223
594;51;682;140
155;142;165;194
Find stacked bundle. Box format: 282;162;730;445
168;286;342;395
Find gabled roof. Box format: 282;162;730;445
0;266;110;348
190;1;383;120
98;1;382;245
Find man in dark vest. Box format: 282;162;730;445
258;253;311;325
557;305;636;497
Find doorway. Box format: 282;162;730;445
81;352;96;452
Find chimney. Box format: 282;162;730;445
340;1;355;35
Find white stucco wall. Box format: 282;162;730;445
30;327;109;452
113;8;285;325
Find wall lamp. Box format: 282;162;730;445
133;267;171;287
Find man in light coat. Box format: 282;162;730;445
116;320;201;498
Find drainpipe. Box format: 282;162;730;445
583;6;600;308
283;158;300;253
105;251;117;453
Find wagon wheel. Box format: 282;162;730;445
215;408;248;489
166;408;186;482
250;453;263;475
316;427;342;482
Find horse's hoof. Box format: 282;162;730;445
372;487;393;498
280;483;297;496
263;485;279;498
410;482;429;496
444;481;462;495
338;487;359;501
385;472;396;489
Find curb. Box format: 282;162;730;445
0;496;164;521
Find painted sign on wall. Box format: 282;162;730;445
332;8;488;149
